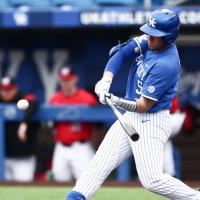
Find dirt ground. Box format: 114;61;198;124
0;180;199;188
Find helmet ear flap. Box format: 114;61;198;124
163;31;178;45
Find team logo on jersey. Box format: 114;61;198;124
148;86;155;93
148;17;156;28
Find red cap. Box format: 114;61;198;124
58;66;77;80
0;76;17;90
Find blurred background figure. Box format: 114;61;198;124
49;66;97;182
0;76;39;182
163;97;186;178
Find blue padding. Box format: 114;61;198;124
173;146;181;179
0;104;116;180
0;0;10;8
50;0;95;7
95;0;140;6
116;158;132;181
152;0;164;5
9;0;50;7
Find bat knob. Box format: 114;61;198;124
131;134;139;141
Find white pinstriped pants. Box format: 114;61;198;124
73;110;200;200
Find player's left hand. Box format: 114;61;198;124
17;122;28;142
95;76;112;97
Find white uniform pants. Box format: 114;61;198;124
5;156;36;182
52;142;94;182
73;111;200;200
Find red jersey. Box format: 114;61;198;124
170;97;192;130
50;89;97;145
170;97;181;113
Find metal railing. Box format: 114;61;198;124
0;104;116;180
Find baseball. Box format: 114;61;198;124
17;99;29;110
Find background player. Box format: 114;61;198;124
0;76;39;182
49;66;97;182
67;9;200;200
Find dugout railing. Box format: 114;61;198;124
0;104;131;181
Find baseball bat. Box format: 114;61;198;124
106;97;139;142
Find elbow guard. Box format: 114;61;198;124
109;40;130;58
109;35;148;59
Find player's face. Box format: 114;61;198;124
60;77;77;96
0;87;18;102
147;35;165;51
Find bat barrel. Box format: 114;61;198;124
106;96;140;142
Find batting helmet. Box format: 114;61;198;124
140;9;180;45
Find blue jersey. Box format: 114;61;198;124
126;44;181;112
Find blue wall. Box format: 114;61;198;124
0;29;199;106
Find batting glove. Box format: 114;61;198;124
105;93;137;112
95;76;112;97
99;92;119;105
100;92;137;112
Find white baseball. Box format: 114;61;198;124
17;99;29;110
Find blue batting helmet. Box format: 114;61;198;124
140;9;180;45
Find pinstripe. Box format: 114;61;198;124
72;110;200;200
73;120;132;199
126;111;200;200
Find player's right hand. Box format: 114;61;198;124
99;92;119;105
94;76;112;97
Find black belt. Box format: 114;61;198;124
61;140;87;147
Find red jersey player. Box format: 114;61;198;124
49;66;97;182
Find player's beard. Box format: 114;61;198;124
147;36;166;51
148;40;158;50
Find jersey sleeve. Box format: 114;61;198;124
170;97;181;113
105;35;148;74
141;63;176;101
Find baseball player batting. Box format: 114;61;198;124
67;9;200;200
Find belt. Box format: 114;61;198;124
60;140;87;147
